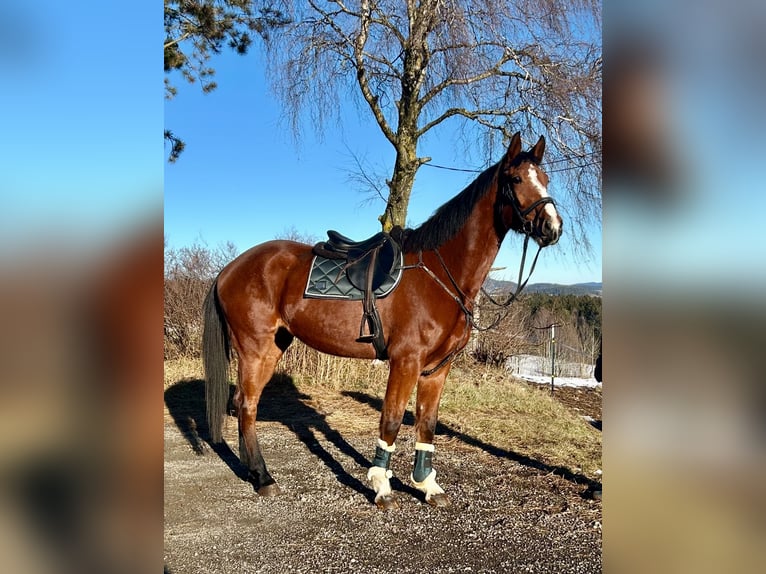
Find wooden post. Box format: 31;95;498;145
549;323;559;396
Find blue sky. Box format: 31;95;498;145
0;1;599;284
165;48;602;286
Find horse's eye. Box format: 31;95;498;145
511;176;522;184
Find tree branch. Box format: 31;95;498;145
417;105;528;138
164;31;194;50
354;0;397;145
419;48;522;108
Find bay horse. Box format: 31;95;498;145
203;132;562;509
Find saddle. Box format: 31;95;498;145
310;230;402;360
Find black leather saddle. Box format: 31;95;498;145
317;231;397;292
325;230;389;252
311;230;402;360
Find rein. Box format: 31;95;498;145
478;180;556;313
479;233;543;312
404;238;542;377
415;180;555;329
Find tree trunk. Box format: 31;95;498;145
381;136;419;231
379;12;428;232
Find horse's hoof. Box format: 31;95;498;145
375;494;399;510
257;482;282;497
427;493;451;507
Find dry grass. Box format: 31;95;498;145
164;342;601;479
439;363;602;476
163;355;204;387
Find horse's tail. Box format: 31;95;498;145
203;278;230;444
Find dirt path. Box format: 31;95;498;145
164;381;602;573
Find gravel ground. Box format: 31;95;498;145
164;385;602;573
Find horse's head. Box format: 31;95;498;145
496;132;563;247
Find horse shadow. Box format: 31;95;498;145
164;378;600;500
164;375;421;504
342;390;602;495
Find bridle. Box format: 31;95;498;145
481;171;558;310
501;174;558;237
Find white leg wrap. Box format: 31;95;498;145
410;469;445;501
367;465;393;500
414;442;435;452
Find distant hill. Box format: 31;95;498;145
484;278;602;297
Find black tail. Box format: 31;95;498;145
202;279;230;444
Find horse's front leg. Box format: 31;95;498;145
411;366;451;507
367;358;420;510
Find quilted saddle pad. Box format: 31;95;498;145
304;253;403;300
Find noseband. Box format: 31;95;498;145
473;177;557;315
502;181;557;237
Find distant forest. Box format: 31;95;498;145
472;292;601;368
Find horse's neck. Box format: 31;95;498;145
438;192;503;302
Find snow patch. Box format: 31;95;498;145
506;354;602;389
516;374;602;389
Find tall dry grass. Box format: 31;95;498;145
277;341;389;391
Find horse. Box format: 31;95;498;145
203;132;562;509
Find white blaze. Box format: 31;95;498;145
527;165;560;230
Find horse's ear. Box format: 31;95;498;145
502;132;523;168
530;135;546;164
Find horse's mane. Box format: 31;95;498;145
401;162;499;253
397;151;542;253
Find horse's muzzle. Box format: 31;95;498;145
535;215;563;247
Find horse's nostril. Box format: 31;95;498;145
543;219;561;244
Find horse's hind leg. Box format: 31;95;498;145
411;366;451;507
234;335;287;496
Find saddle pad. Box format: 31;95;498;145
304;253;403;300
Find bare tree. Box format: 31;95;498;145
265;0;601;243
164;239;238;358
